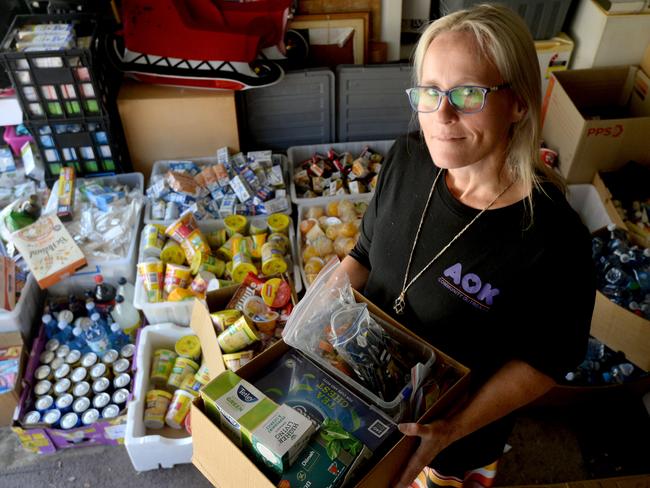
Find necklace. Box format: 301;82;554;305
393;170;514;315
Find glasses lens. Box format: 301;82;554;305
450;87;485;113
411;87;440;112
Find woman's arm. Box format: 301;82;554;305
394;359;556;488
337;255;370;291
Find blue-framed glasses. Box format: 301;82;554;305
405;83;511;114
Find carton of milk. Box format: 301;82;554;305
201;370;316;474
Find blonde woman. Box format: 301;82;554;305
339;4;595;487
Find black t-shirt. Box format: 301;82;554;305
349;132;595;471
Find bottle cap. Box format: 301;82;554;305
94;275;104;284
118;277;127;285
57;320;67;330
91;312;100;322
42;314;52;323
58;310;74;324
85;302;94;311
116;295;124;304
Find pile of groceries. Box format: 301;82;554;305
144;334;205;432
138;210;294;302
146;148;289;220
20;276;138;429
293;146;384;199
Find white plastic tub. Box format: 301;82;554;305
134;217;301;326
287;139;394;206
125;323;193;471
0;274;44;338
566;184;614;234
144;154;291;225
44;172;145;294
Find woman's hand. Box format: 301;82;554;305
393;419;454;488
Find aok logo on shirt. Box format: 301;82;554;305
437;262;500;311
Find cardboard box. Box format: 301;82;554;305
0;332;25;427
590;173;627;230
568;0;650;69
189;289;470;488
541;66;650;183
536;33;574;97
117;81;240;181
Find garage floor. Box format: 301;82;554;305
0;390;648;488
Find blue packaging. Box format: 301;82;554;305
254;349;397;453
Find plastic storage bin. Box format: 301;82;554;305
125;323;193;471
26;115;129;181
440;0;573;40
0;274;45;338
133;217;302;325
44;172;144;295
566;184;614;234
144;154;291;225
287;139;395;206
0;13;119;121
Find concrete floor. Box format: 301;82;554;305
0;393;647;488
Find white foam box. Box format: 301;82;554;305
44;172;145;294
566;184;615;233
133;217;301;326
0;274;44;338
287;140;395;206
125;323;193;471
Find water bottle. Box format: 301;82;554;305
586;337;605;361
602;362;635;384
42;314;59;339
69;326;89;353
108;322;130;350
117;276;135;305
85;300;100;319
111;295;142;339
84;313;110;356
54;319;73;344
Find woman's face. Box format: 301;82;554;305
418;30;522;170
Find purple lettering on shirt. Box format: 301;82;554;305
477;283;500;305
443;263;462;285
461;273;482;294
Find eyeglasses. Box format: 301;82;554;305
405;83;511;114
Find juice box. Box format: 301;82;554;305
254;349;397;454
201;370;316;474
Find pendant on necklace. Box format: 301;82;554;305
393;292;406;315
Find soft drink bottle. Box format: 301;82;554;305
94;275;117;309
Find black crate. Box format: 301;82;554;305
0;13;120;121
26;114;130;181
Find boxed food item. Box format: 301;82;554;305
0;331;25;427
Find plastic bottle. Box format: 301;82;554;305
94;275;117;309
602;362;635;384
117;277;135;305
54;319;73;344
69;326;89;353
111;295;142;339
84;313;111;356
68;294;85;318
108;322;130;350
42;314;59;339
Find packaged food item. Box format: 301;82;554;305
137;260;164;303
217;316;259;353
144;389;173;429
165;389;195;429
150;349;177;387
56;166;75;221
160;240;185;265
222;350;254;371
201;370;316;474
231;253;257;283
175;335;201;361
164;263;192;296
267;213;290;235
224;214;248;237
210;309;241;331
261;242;287;276
166;357;199;390
142;224;165;258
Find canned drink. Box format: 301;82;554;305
101;404;120;420
165;389;194;429
113;373;131;390
89;363;109;381
101;349;119;366
119;344;135;360
72;396;91;415
92;377;110;394
152;200;166;220
112;358;130;375
54;378;72;396
217;316;259;353
43;409;62;427
60;412;80;430
34;379;53;397
80;352;99;369
165;201;179;221
150;349;177;387
144;390;173;429
70;366;88;383
34;365;52;382
81;408;100;426
73;381;91;398
92;392;111;410
35;395;54;412
39;350;55;365
22;410;41;426
55;344;71;359
55;393;74;413
261;242;287;276
45;338;60;352
175;335;201;361
166;357;199;390
112;388;129;407
53;363;71;381
50;357;65;371
143;224;165;258
64;349;82;366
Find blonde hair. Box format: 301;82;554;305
412;3;564;214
